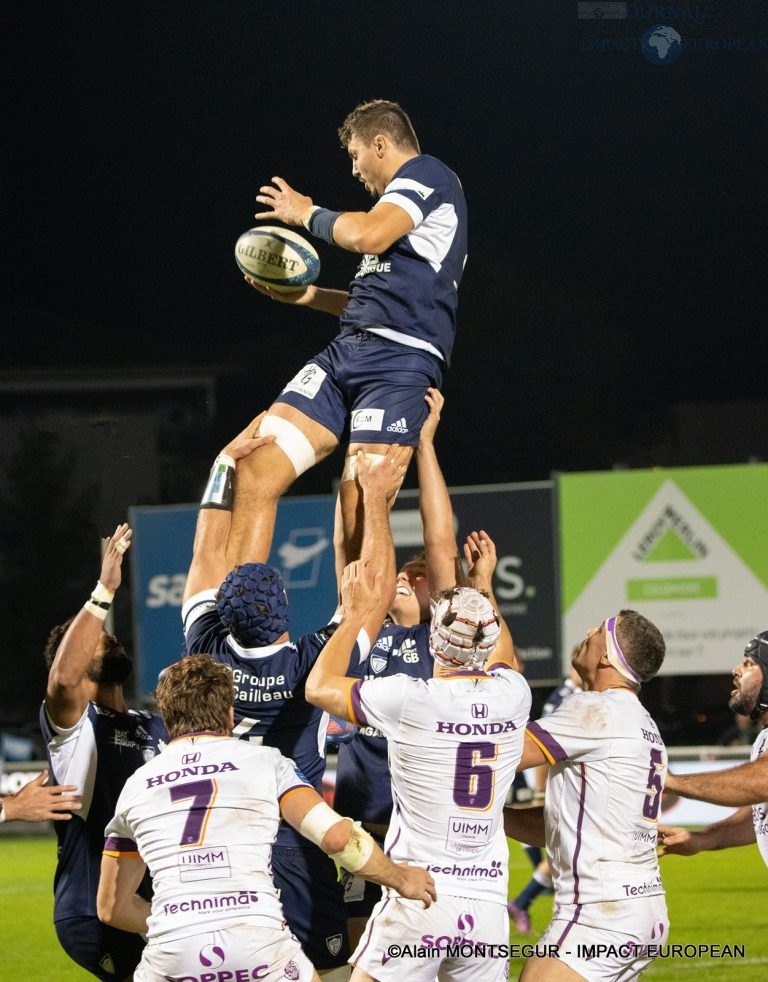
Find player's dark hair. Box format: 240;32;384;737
43;617;132;685
155;654;234;739
616;609;666;682
399;550;426;572
339;100;420;153
43;618;75;669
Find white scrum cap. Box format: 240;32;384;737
430;587;502;670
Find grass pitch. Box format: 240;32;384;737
1;834;763;980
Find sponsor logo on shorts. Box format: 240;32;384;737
341;869;366;904
457;912;475;933
386;417;409;433
199;944;226;968
351;408;385;432
98;955;116;975
283;363;326;400
174;965;269;981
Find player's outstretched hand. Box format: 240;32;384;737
419;387;444;447
393;863;437;908
255;175;313;226
244;276;318;306
357;445;410;502
3;770;81;823
99;523;132;593
221;412;276;462
464;530;498;591
339;560;383;619
657;824;700;857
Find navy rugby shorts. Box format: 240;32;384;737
274;329;443;446
55;916;145;981
272;841;351;969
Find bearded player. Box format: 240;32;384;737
227;99;467;579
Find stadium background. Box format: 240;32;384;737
2;3;767;972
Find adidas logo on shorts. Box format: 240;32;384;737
387;417;408;433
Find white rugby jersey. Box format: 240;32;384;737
527;689;667;907
104;734;310;942
348;661;531;902
750;727;768;867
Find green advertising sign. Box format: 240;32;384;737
559;465;768;676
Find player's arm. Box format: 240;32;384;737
665;757;768;807
280;786;436;906
97;853;150;934
417;388;462;594
464;530;521;672
243;279;350;315
503;804;546;847
658;806;756;856
45;524;132;729
0;770;81;823
183;415;275;603
255;177;414;255
515;729;554;771
306;561;385;721
355;446;409;640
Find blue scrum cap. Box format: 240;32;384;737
216;563;289;647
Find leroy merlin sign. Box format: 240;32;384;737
559;465;768;675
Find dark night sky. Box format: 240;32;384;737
4;0;767;488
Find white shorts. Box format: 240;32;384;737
135;922;316;982
352;893;509;982
537;895;669;982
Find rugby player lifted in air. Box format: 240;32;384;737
228;99;467;574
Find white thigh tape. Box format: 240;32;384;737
260;415;316;477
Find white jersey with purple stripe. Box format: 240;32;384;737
339;154;467;368
348;662;531;902
526;689;667;907
103;735;311;942
750;727;768;867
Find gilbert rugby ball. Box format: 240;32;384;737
235;225;320;292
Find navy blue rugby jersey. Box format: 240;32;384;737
182;590;330;793
339;154;467;368
333;621;433;826
39;701;167;921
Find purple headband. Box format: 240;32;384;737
605;616;642;686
